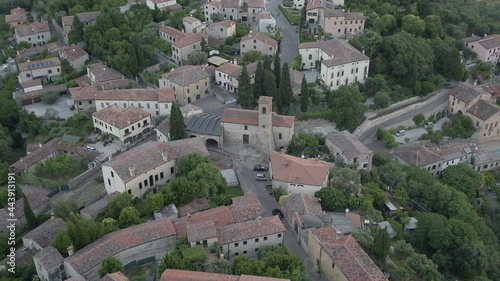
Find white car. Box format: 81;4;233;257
85;145;96;151
394;130;406;137
423;122;434;129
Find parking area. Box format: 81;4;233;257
23;95;75;119
191;95;237;116
394;117;450;143
302;70;320;83
91;140;121;158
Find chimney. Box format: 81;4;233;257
39;143;42;148
50;211;55;220
127;120;131;125
161;150;168;161
336;230;342;240
345;208;349;217
67;245;74;256
129;165;136;177
139;114;143;119
257;216;262;225
108;155;112;161
484;34;487;37
362;49;365;55
187;213;192;219
474;79;478;87
72;48;75;52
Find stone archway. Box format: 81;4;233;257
206;138;219;148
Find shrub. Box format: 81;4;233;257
41;91;59;104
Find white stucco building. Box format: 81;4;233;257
269;151;332;195
257;11;276;33
15;22;51;47
17;57;61;84
146;0;179;10
299;39;370;90
240;32;278;57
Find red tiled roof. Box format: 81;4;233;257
87;62;125;83
248;0;265;8
311;227;388;281
65;219;176;275
162;65;211;86
159;26;187;40
216;63;241;75
173;32;207;48
241;33;278;48
160;269;290;281
60;45;88;62
62;16;74;27
173;206;235;238
207;19;235;29
217;216;285;245
160;3;182;11
18;57;61;72
270;151;331;186
74;75;92;87
183;16;201;24
306;0;325;11
222;108;295;128
15;22;49;36
187;220;218;243
283;193;324;220
155;117;170;136
10;138;61;173
92;105;150;129
101;272;130;281
228;194;262;223
23;218;67;249
5;8;27;23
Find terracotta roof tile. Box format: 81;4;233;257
248;0;265;8
394;144;442;168
62;16;75;27
23;218;67;249
299;40;369;67
173;206;235;238
74;75;92;87
217;216;285;245
17;57;61;72
102;272;130;281
311;227;387;281
478;35;500;50
450;82;485;104
34;246;64;270
173;32;207;48
156;117;170;136
90;87;174;102
60;45;88;63
222;108;294;128
229;194;262;223
326;130;371;159
216;63;241;75
80;192;120;219
221;0;240;8
160;269;290;281
467;99;500;121
87;62;125;83
159;26;187;40
177;198;211;217
64;219;176;275
187;220;218;243
5;8;27;24
166;137;210;159
15;22;49;36
183;16;201;24
92;105;151;129
283;193;324;220
270;151;331;186
10;138;61;173
306;0;325;11
63;11;101;27
241;33;278;48
162;65;211;87
207;19;235;29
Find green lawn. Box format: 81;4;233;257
73;183;106;207
181;245;207;263
225;186;244;198
278;5;302;25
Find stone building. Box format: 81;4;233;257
159;65;212;105
22;218;67;251
34;246;65;281
15;22;51;47
240;33;278;57
325;130;372;170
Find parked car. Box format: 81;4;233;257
255;174;268;181
423;122;434;129
85;145;96;151
394;130;406;137
103;140;109;146
272;209;284;219
253;164;269;172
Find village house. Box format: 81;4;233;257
9;138;61;174
155;117;171;143
180;103;204;119
204;1;223;23
183;16;206;34
160;269;290;281
218;216;286;260
393;142;474;177
448;82;500;143
17;57;61;84
159;65;211;104
305;0;324;30
59;45;89;71
282;193;325;233
247;0;265;23
61;12;101;44
0;190;50;232
215;61;258;92
102;138;209;198
59;219;177;281
34;246;65;281
102;272;130;281
294;0;306;9
92;105;152;144
221;96;295;153
22;217;67;251
257;11;276;33
269;151;332;195
308;226;388;281
86;62;128;90
185;113;223;148
159;25;187;44
172;33;208;66
15;22;51;47
326;130;373;170
464;34;500;64
146;0;180;10
473;147;500;172
320;9;365;39
5;7;27;26
80;192;120;220
205;19;236;46
299;39;370;90
240;33;278;57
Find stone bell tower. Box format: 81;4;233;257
257;96;275;156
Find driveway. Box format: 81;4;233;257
191;95;238;116
233;159;322;281
265;0;299;65
393;117;449;143
23;96;75;119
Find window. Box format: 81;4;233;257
48;69;52;74
243;241;247;245
132;126;135;130
108;178;111;185
278;234;282;238
144;180;148;186
253;46;256;49
279;133;282;140
155;175;159;181
235;252;239;256
309;54;312;60
128;190;131;194
139;182;142;189
160;172;164;179
111;171;114;178
255;248;259;252
171;167;174;174
242;44;245;48
244;125;248;130
255;238;259;243
235;242;239;247
264;236;268;241
26;73;31;78
125;129;130;134
243;250;247;254
262;107;267;114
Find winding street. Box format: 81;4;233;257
265;0;300;65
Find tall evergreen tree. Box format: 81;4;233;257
169;103;185;141
263;70;278;112
127;43;139;76
278;63;293;114
263;56;272;71
23;196;37;229
130;33;144;68
253;61;264;101
372;227;391;260
273;54;281;89
237;65;254;109
300;76;309;113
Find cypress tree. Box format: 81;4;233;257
273;54;281;89
263;70;278;112
300;76;309;112
263;56;272;71
278;63;293;114
237;65;254;109
253;61;264;101
169;103;185;141
23;196;37;229
372;227;390;260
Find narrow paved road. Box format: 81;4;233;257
233;160;322;281
265;0;299;65
358;90;450;144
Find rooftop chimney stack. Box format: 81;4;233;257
129;165;136;177
50;211;55;220
67;245;74;256
336;230;342;240
161;150;168;161
474;79;478;87
257;216;262;225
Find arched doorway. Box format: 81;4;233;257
187;97;192;104
206;138;219;148
457;110;463;115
